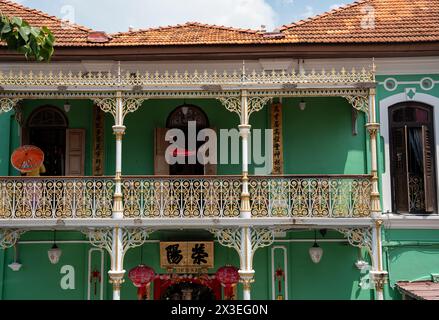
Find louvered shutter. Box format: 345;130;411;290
392;126;410;213
422;125;436;212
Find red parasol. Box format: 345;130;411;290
171;148;196;157
11;145;44;173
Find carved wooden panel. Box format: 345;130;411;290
271;102;284;174
92;107;105;176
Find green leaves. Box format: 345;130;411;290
0;13;55;61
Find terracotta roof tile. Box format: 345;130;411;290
1;0;438;48
396;281;439;300
280;0;439;43
0;0;106;46
109;22;267;46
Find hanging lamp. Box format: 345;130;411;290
48;230;62;264
309;230;323;264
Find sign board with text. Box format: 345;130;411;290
160;242;214;272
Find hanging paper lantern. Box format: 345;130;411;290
128;265;155;300
215;265;239;300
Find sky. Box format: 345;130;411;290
11;0;355;33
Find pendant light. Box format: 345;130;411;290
48;230;62;264
309;230;323;264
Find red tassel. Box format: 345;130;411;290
137;286;147;300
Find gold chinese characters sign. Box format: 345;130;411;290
160;242;214;273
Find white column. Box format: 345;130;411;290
112;92;125;219
370;219;387;300
108;227;125;300
367;87;388;300
366;88;381;215
239;226;254;300
239;124;251;219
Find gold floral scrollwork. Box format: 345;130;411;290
92;98;117;120
343;95;369;117
248;96;271;118
0;98;22;113
122;98;145;121
216;97;241;119
0;229;26;249
336;227;373;260
209;227;276;255
82;227;154;258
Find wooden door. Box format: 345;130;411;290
65;129;86;176
154;128;170;175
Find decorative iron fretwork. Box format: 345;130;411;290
0;229;26;249
409;175;425;212
216;96;271;121
248;96;271;117
343;95;369;116
92;97;145;123
216;97;240;118
92;107;105;176
0;68;374;88
82;227;153;259
271;103;284;174
0;178;114;219
209;227;276;256
0;98;22;113
336;227;373;258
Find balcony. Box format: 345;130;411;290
0;175;371;221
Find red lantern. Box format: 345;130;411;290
128;265;155;300
216;266;239;300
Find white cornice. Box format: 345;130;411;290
382;214;439;229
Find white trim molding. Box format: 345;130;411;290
379;92;439;214
382;214;439;229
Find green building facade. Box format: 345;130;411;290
1;0;439;301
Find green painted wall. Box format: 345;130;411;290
282;97;367;174
0;230;377;300
382;229;439;300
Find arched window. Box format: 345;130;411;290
154;104;215;176
166;104;209;129
389;102;437;213
28;106;68;128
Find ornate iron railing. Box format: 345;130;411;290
249;176;372;218
0;177;114;219
0;175;371;219
122;176;242;218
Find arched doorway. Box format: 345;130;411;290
154;104;216;176
26;106;68;176
389;102;437;213
166;104;209;176
161;282;216;301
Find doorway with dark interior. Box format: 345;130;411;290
26;106;68;176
